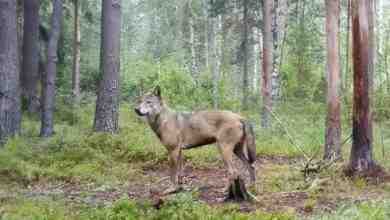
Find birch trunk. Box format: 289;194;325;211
72;0;81;103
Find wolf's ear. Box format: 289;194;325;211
153;85;161;97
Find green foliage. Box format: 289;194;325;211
1;193;295;220
121;57;242;110
311;201;390;220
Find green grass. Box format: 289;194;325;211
310;200;390;220
0;193;295;220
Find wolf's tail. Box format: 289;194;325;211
242;120;256;164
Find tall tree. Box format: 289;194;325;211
202;0;210;69
21;0;40;113
261;0;273;128
72;0;81;103
0;0;21;144
40;0;63;137
94;0;122;133
211;14;221;109
271;0;288;100
242;0;249;110
344;0;351;94
347;0;378;174
324;0;341;160
187;0;198;78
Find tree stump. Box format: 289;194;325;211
225;177;256;202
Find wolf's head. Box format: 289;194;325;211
134;86;164;117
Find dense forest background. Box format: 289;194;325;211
1;0;390;219
50;0;390;109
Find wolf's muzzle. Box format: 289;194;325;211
134;108;146;116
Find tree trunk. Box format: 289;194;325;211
22;0;40;113
0;0;21;145
296;0;306;86
272;0;288;100
94;0;121;133
202;0;209;69
40;0;63;137
344;0;351;94
242;0;249;110
211;15;221;109
367;0;375;93
17;0;23;68
385;30;390;94
261;0;273;128
188;0;198;78
324;0;341;160
348;0;378;174
72;0;81;103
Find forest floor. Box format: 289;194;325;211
2;154;390;219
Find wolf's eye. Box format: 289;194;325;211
146;101;152;104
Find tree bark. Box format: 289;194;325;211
211;15;220;109
261;0;273;128
17;0;23;68
324;0;341;160
272;0;288;100
367;0;375;93
94;0;121;133
188;0;198;78
348;0;377;173
344;0;351;94
40;0;63;137
22;0;40;113
0;0;21;145
385;30;390;94
242;0;249;110
202;0;209;69
72;0;81;103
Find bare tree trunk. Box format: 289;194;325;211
344;0;351;94
261;0;273;128
202;0;209;69
72;0;81;103
296;0;306;85
347;0;379;174
40;0;63;137
211;15;221;109
324;0;341;160
271;0;287;100
0;0;21;145
368;0;375;92
21;0;40;113
385;29;390;94
188;0;198;78
242;0;249;110
17;0;23;67
94;0;121;133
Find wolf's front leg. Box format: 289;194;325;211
163;147;183;195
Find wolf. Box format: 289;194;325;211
134;86;256;194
